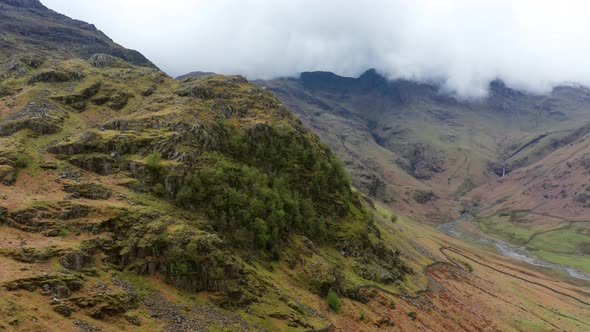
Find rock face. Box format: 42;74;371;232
28;69;85;84
63;183;112;200
88;53;125;68
59;250;93;270
0;102;63;136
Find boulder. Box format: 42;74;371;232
60;250;93;270
53;304;73;317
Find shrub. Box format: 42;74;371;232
175;186;193;207
58;228;68;237
153;183;165;196
327;289;340;312
388;299;396;309
146;152;163;173
14;152;31;168
408;311;417;321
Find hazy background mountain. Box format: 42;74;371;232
42;0;590;98
255;70;590;222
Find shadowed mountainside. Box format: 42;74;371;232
0;0;155;68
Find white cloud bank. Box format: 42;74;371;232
42;0;590;97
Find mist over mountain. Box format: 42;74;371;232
42;0;590;98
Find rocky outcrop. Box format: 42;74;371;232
7;206;56;233
175;82;214;99
89;53;126;68
88;87;133;110
68;293;137;319
59;202;91;220
51;81;101;110
63;183;112;200
68;155;117;175
0;102;63;136
7;246;62;263
28;69;84;84
53;304;73;317
60;250;93;270
3;273;84;296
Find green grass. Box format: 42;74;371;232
533;251;590;274
475;215;536;245
527;225;590;254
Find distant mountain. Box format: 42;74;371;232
256;70;590;222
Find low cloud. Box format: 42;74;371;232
43;0;590;97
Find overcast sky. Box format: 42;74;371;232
41;0;590;98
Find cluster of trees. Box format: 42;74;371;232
170;125;362;255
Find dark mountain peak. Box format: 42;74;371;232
298;69;437;104
300;71;357;91
358;68;388;89
489;79;524;98
0;0;46;9
358;68;379;79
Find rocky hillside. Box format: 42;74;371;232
0;0;155;68
1;1;590;331
256;70;590;222
0;1;422;330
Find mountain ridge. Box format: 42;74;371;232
0;0;156;68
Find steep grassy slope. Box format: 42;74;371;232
256;71;590;222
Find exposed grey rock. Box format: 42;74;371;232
60;250;93;270
89;54;123;68
53;304;73;317
63;183;112;200
28;69;84;84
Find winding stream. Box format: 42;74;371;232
438;214;590;282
